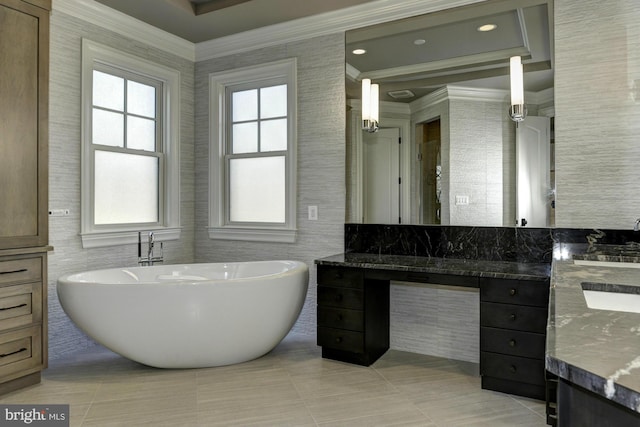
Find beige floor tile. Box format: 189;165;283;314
291;368;395;399
317;408;436;426
3;333;551;426
197;400;316;426
305;392;418;425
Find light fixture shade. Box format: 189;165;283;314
361;78;372;121
370;83;379;123
510;56;524;105
509;56;527;122
361;78;379;132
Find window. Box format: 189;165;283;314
81;40;181;248
208;59;297;242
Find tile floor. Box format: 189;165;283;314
0;333;547;426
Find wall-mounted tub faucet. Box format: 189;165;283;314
634;218;640;232
138;231;163;266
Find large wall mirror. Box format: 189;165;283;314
345;0;554;227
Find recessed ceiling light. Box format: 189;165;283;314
413;39;426;46
352;48;367;55
477;24;498;32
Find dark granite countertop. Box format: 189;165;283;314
546;250;640;413
315;253;550;281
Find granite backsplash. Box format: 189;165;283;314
344;224;640;264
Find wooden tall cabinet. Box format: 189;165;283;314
0;0;50;394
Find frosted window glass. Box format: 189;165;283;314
127;116;156;151
127;80;156;118
93;70;124;111
260;119;287;152
94;151;158;224
229;156;285;223
232;89;258;122
232;122;258;154
260;85;287;119
93;108;124;147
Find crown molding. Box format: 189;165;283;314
52;0;196;61
195;0;486;61
52;0;487;64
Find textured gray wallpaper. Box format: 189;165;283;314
193;34;347;336
48;10;195;360
555;0;640;228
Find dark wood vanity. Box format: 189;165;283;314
316;256;550;401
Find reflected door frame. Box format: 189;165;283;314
349;110;411;223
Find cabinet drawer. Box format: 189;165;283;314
317;266;363;289
481;302;548;333
480;278;549;307
480;327;545;359
0;282;41;331
318;286;363;310
481;351;545;386
317;326;364;353
0;326;42;380
318;306;364;331
0;258;41;286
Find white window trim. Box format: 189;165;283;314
80;39;181;248
208;58;297;243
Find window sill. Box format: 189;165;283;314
207;227;296;243
80;227;182;249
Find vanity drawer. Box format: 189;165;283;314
480;327;545;359
480;278;549;307
317;326;364;353
481;352;545;386
317;266;363;289
0;326;42;380
0;257;41;286
481;302;548;333
317;306;364;331
318;286;363;310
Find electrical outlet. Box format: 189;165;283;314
308;205;318;220
455;196;470;206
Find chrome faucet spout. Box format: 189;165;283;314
148;232;154;259
138;231;163;266
634;218;640;232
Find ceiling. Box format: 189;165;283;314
94;0;380;43
346;0;553;102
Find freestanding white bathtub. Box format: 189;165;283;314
57;260;308;368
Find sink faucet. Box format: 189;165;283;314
138;231;163;266
635;218;640;232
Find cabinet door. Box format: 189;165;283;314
0;1;49;249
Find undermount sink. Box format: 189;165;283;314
573;259;640;269
581;282;640;314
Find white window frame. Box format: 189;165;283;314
208;58;297;243
80;39;181;248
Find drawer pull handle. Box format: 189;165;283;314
509;339;516;347
0;268;27;276
509;365;517;374
509;288;517;296
509;313;517;321
0;303;27;311
335;337;343;344
0;347;27;358
334;272;343;280
337;314;343;321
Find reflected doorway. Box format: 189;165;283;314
418;118;441;224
